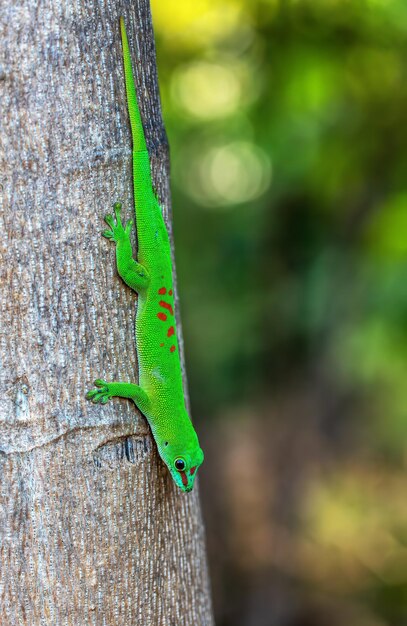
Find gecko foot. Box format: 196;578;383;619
86;380;113;404
102;202;133;242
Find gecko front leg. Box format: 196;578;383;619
86;380;150;413
103;202;150;292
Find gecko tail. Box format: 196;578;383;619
119;17;147;153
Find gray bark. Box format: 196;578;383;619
0;1;213;624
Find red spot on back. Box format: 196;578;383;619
157;312;167;321
160;343;164;347
158;287;166;295
167;326;175;337
190;466;197;476
159;300;174;316
180;471;188;487
170;345;176;353
169;289;173;296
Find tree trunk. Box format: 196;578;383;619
0;1;213;624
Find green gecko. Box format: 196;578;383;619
87;17;204;492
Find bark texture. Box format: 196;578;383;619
0;1;213;624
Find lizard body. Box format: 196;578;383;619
87;18;204;492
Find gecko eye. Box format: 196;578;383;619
174;458;186;471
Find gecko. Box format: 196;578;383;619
86;17;204;493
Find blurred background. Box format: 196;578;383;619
150;1;407;624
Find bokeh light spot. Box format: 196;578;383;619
172;62;241;119
182;141;272;208
151;0;244;50
208;142;271;204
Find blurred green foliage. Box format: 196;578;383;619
151;1;407;624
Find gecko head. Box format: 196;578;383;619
159;438;204;493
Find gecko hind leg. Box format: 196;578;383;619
103;202;150;293
86;380;149;411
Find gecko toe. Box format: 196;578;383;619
90;391;110;404
102;229;114;239
104;214;115;228
94;379;107;387
114;202;122;220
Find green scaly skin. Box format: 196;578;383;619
87;18;204;492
